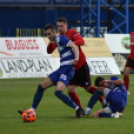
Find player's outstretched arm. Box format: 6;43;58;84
106;79;124;86
68;42;79;65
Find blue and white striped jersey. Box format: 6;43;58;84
108;76;127;93
55;35;75;66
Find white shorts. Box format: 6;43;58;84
104;107;113;113
103;88;111;99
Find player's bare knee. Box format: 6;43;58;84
55;81;66;92
40;81;47;89
124;73;129;77
40;77;51;89
67;86;76;93
124;70;129;77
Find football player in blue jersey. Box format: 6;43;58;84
85;76;127;118
18;24;84;118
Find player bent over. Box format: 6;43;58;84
18;24;84;118
85;76;127;118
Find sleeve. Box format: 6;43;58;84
72;30;85;46
120;85;127;93
47;43;57;54
108;76;119;89
59;35;71;47
110;76;119;80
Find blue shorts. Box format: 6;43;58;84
106;91;127;113
49;65;74;87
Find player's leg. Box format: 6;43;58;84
120;108;125;114
67;69;83;107
94;90;127;118
92;109;108;118
67;85;82;107
85;87;110;115
31;67;62;111
18;76;54;114
82;62;107;107
30;68;61;111
92;107;120;118
123;67;132;95
67;62;106;108
86;86;107;108
31;77;54;110
55;81;83;118
97;91;127;118
55;81;78;109
18;69;58;114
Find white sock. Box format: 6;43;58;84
111;114;114;118
85;107;91;112
75;106;79;111
101;100;107;107
30;108;35;111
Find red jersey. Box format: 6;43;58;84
47;29;86;70
128;32;134;60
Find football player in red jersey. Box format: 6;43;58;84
124;32;134;96
47;18;107;111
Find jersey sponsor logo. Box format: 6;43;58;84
5;39;39;50
60;74;67;80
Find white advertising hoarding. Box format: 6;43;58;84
105;34;130;53
0;37;58;79
0;58;60;79
0;37;51;59
86;57;120;75
0;37;120;78
104;34;134;73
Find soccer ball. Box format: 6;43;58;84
22;109;36;122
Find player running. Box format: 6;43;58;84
18;24;83;118
123;32;134;96
47;17;107;110
85;76;127;118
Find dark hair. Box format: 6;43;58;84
44;24;56;31
56;17;67;24
94;76;105;87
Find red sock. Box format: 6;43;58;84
124;76;129;91
87;86;104;102
68;92;82;107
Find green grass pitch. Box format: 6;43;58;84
0;74;134;134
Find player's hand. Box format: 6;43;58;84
49;41;55;45
100;80;108;86
71;59;78;66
